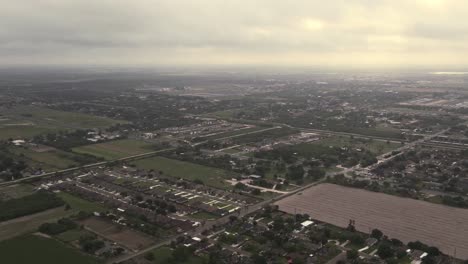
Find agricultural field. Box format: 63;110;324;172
79;217;154;251
72;139;159;160
132;156;235;189
10;146;83;170
56;229;92;243
203;108;243;119
0;207;73;241
0;126;52;141
196;126;265;141
275;183;468;259
147;246;207;264
56;192;108;213
0;105;126;140
310;136;401;156
0;234;101;264
0;184;34;201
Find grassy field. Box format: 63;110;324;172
346;125;404;139
133;156;234;189
10;147;82;170
189;211;217;220
203;108;242;119
0;184;35;201
56;229;92;242
73;139;158;160
0;207;73;241
0;105;126;140
0;235;101;264
311;136;400;155
56;192;108;213
231;127;298;144
197;126;263;141
149;247;207;264
0;126;53;140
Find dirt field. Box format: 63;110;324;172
79;217;154;251
275;183;468;259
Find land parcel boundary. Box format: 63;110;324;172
132;156;235;189
275;183;468;259
0;106;126;140
73;139;159;160
0;234;100;264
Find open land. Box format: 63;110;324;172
275;183;468;259
132;156;235;189
80;217;155;251
0;207;73;241
11;146;81;170
72;139;158;160
0;234;101;264
0;106;125;140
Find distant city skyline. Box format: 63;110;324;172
1;0;468;69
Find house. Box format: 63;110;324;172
12;139;26;146
301;220;314;228
249;174;262;180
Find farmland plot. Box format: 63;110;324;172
275;183;468;259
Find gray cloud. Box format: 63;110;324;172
1;0;467;68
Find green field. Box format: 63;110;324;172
204;108;242;119
56;229;92;242
149;247;206;264
0;126;53;141
197;126;263;141
133;156;234;189
73;139;158;160
0;235;101;264
312;136;400;155
0;184;35;201
344;125;404;139
0;207;73;241
0;106;126;140
56;192;108;213
189;211;217;220
10;147;82;170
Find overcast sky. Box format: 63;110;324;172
1;0;468;69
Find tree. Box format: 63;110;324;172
422;256;436;264
144;252;155;261
371;229;383;240
251;189;261;195
391;238;403;247
377;243;395;259
234;182;246;189
229;215;238;224
396;249;407;259
347;249;359;261
193;179;204;185
251;254;267;264
408;241;426;251
427;246;440;256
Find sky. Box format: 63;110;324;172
1;0;468;69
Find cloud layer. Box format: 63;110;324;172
1;0;468;68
